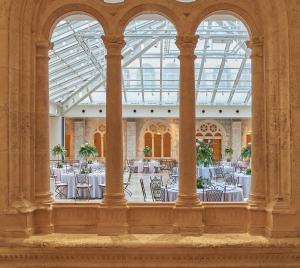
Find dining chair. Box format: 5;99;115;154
123;171;132;197
140;178;152;202
54;175;68;199
205;186;224;202
75;174;92;200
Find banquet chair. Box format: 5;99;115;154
224;174;239;187
151;184;165;202
65;164;74;174
167;171;177;185
75;174;92;200
53;175;68;199
143;161;150;174
215;166;225;179
205;186;225;202
123;171;132;197
164;184;170;202
150;177;163;201
140;178;152;202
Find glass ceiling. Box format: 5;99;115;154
49;14;251;112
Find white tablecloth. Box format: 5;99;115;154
167;185;243;202
133;160;159;173
61;172;105;199
51;167;65;181
235;173;251;198
196;166;234;178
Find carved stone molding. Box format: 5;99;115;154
1;234;300;267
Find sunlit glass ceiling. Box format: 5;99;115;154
49;14;251;113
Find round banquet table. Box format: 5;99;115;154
166;184;243;202
133;160;159;173
51;167;65;181
60;172;106;199
196;166;234;178
235;173;251;198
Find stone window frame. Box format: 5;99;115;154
3;1;293;238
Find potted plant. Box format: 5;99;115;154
51;144;66;168
245;168;251;175
143;146;152;158
196;177;204;189
79;143;98;163
196;140;213;167
240;145;251;161
224;146;233;162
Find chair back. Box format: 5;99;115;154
75;174;89;185
205;187;224;202
224;174;237;186
126;170;132;183
151;184;165;201
140;178;147;202
214;166;225;178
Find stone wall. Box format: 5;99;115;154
64;117;251;161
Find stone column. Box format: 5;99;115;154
49;116;63;158
176;35;199;207
126;121;137;160
231;121;242;161
74;120;85;159
102;35;126;206
34;40;53;234
246;37;266;234
35;40;52;205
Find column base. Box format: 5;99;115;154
103;193;127;207
0;213;34;238
247;193;266;235
175;193;200;207
33;207;54;235
97;205;128;235
35;191;53;204
264;198;298;238
173;206;204;235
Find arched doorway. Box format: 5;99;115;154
196;121;225;161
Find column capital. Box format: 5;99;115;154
246;36;264;58
36;39;53;50
102;35;126;54
176;35;198;56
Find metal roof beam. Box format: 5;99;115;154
61;37;163;114
227;56;248;104
210;41;231;104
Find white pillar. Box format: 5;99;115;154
126;121;137;160
74;121;85;160
231;121;242;161
49;116;63;158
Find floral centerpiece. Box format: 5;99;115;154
79;143;98;164
143;146;152;157
51;144;66;168
224;146;233;162
196;139;213;167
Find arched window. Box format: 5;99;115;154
196;122;223;161
144;123;171;158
